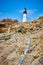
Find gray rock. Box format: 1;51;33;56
18;54;25;65
24;36;31;54
39;57;43;65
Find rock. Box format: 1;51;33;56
0;18;43;65
24;36;31;54
31;57;43;65
22;55;34;65
7;52;16;60
39;57;43;65
18;54;25;65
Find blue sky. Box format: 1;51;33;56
0;0;43;22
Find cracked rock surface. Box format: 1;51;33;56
0;28;43;65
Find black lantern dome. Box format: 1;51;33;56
23;8;27;14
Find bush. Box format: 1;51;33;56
15;26;27;34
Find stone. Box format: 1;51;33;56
18;54;25;65
24;36;31;54
39;57;43;65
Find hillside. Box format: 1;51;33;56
0;16;43;65
0;16;43;33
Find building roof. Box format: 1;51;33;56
23;8;27;14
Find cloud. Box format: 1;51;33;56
27;10;33;16
27;9;37;16
0;12;3;15
18;9;37;21
27;9;38;21
39;13;43;16
0;12;3;18
19;10;23;13
19;9;37;16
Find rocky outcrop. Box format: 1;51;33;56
0;16;43;65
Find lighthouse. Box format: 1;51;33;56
23;8;27;22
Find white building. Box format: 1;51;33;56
23;8;27;22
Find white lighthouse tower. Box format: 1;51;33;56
23;8;27;22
